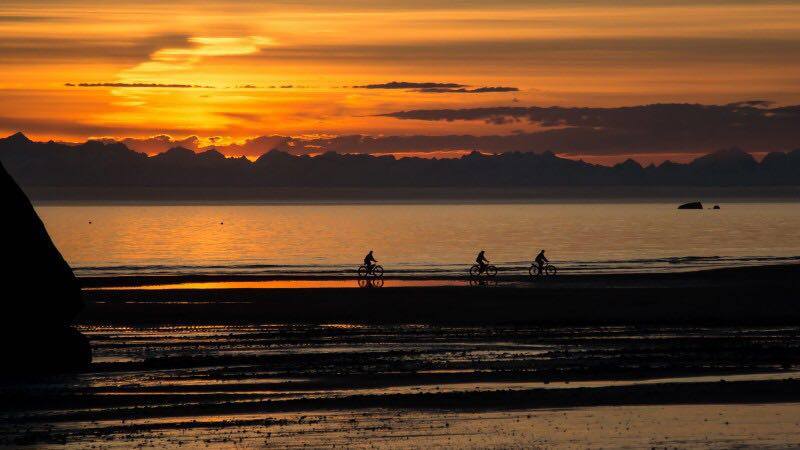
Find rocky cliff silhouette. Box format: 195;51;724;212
1;160;91;373
1;132;798;188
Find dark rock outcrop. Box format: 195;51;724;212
1;161;90;373
678;201;703;209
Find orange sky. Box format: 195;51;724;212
2;1;800;163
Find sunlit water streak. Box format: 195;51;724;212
35;202;800;278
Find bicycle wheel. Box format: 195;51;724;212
357;266;368;278
371;265;384;278
528;264;540;278
545;265;557;276
469;265;481;278
486;265;498;277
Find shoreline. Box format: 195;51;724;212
79;262;800;288
78;263;800;326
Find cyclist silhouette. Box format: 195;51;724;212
364;250;377;274
535;249;549;273
476;250;489;273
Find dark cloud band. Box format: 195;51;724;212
353;81;466;89
416;86;519;93
375;102;800;155
352;81;519;94
66;82;214;88
4;101;799;158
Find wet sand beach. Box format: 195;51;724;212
2;264;799;448
79;264;799;325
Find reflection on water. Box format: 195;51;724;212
357;278;384;288
468;278;498;287
35;202;800;278
88;278;458;290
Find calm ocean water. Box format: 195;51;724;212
35;202;800;278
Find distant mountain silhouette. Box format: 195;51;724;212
4;131;33;145
1;133;798;189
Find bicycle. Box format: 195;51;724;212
357;264;384;279
469;264;498;278
528;263;557;278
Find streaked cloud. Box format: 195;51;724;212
66;82;214;88
354;82;466;89
0;14;65;23
417;86;519;93
154;36;275;59
0;34;190;63
353;81;519;94
119;36;276;79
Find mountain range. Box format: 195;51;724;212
1;132;798;189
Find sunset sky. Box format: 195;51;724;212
2;0;800;163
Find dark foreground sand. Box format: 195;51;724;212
2;265;798;448
8;403;800;449
3;380;800;448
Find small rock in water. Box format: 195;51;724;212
678;201;703;209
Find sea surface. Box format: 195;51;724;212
35;201;800;278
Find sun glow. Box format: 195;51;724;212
2;1;800;163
